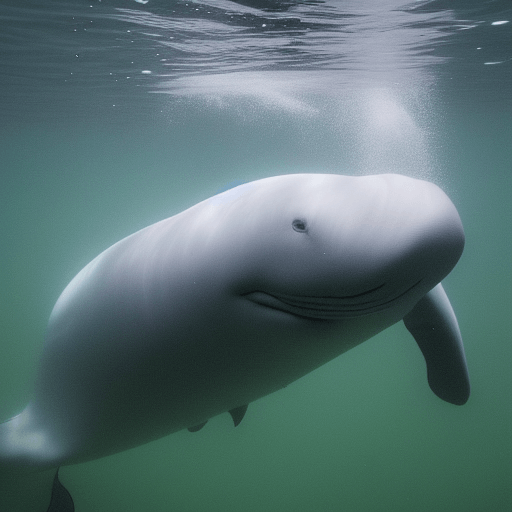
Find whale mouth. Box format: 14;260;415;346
244;281;421;320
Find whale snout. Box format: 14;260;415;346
398;179;465;288
242;175;464;321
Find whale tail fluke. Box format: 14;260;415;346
47;469;74;512
0;465;63;512
0;412;74;512
0;465;73;512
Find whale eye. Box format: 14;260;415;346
292;218;308;233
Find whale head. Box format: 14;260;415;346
206;173;464;321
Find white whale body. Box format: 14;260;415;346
0;173;469;511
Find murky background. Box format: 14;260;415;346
1;1;511;510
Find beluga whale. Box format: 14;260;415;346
0;173;469;511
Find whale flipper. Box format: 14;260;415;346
404;283;470;405
229;405;248;427
47;469;74;512
188;421;208;433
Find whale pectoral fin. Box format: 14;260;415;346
229;404;248;427
188;421;208;433
403;283;470;406
47;469;74;512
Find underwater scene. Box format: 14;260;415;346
0;1;511;511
